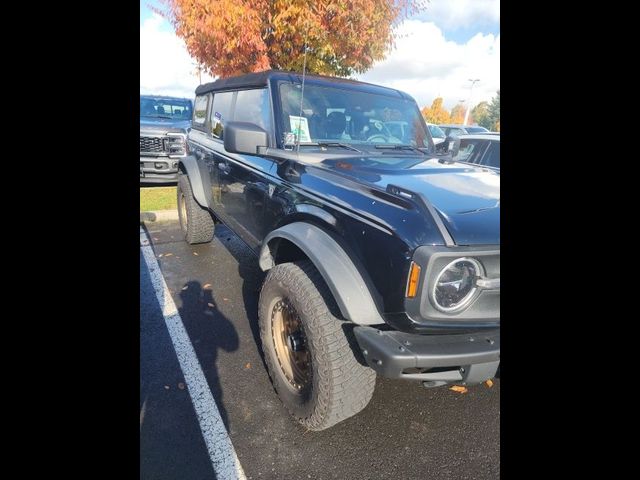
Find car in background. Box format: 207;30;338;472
438;124;489;137
451;133;500;171
426;123;447;145
140;95;193;184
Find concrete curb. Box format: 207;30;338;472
140;209;178;223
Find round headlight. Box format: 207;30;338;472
431;257;483;313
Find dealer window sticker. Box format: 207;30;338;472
289;115;311;143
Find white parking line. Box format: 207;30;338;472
140;228;246;480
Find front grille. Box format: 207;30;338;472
140;136;165;154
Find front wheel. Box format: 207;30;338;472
259;260;376;430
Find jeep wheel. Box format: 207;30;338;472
176;173;214;244
259;260;376;431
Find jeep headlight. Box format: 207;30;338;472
165;134;186;156
431;258;483;312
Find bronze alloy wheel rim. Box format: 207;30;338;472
271;298;311;390
179;193;188;230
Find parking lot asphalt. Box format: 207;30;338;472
140;219;500;480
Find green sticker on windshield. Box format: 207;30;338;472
289;115;311;143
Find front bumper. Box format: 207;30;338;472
140;156;180;184
353;326;499;386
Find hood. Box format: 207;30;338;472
321;155;500;246
140;117;191;133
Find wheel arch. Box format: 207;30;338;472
178;155;213;210
259;222;385;326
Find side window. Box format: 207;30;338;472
193;95;208;126
234;89;271;131
210;91;235;139
481;141;501;168
457;139;477;162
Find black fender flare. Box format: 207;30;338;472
259;222;385;326
178;155;213;210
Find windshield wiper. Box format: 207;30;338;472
299;142;363;153
374;144;423;153
141;115;173;119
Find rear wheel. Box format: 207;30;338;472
176;173;214;244
259;260;376;430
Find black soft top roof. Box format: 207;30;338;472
194;70;411;100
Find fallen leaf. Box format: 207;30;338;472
245;363;251;369
204;283;212;289
153;237;159;241
158;254;163;258
164;385;170;390
164;253;173;257
449;385;468;394
207;302;215;308
178;382;185;390
223;298;229;302
485;379;494;388
193;252;199;256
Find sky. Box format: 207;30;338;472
140;0;500;110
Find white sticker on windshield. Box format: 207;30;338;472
289;115;311;143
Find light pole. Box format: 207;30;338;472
463;78;480;126
458;100;465;122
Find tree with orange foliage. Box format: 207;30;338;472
158;0;427;78
449;103;466;124
421;97;450;124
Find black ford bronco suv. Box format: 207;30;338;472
177;71;500;430
140;95;193;184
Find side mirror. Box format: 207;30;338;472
435;141;448;155
224;122;268;155
447;136;461;158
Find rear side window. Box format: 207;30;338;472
210;92;235;139
193;95;208;126
481;141;500;168
234;89;271;131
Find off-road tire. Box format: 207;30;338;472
259;260;376;431
176;173;214;244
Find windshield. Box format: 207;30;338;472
466;126;489;133
140;97;193;119
278;83;429;149
428;124;446;139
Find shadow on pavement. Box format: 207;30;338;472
214;227;267;368
176;280;240;430
140;253;217;480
